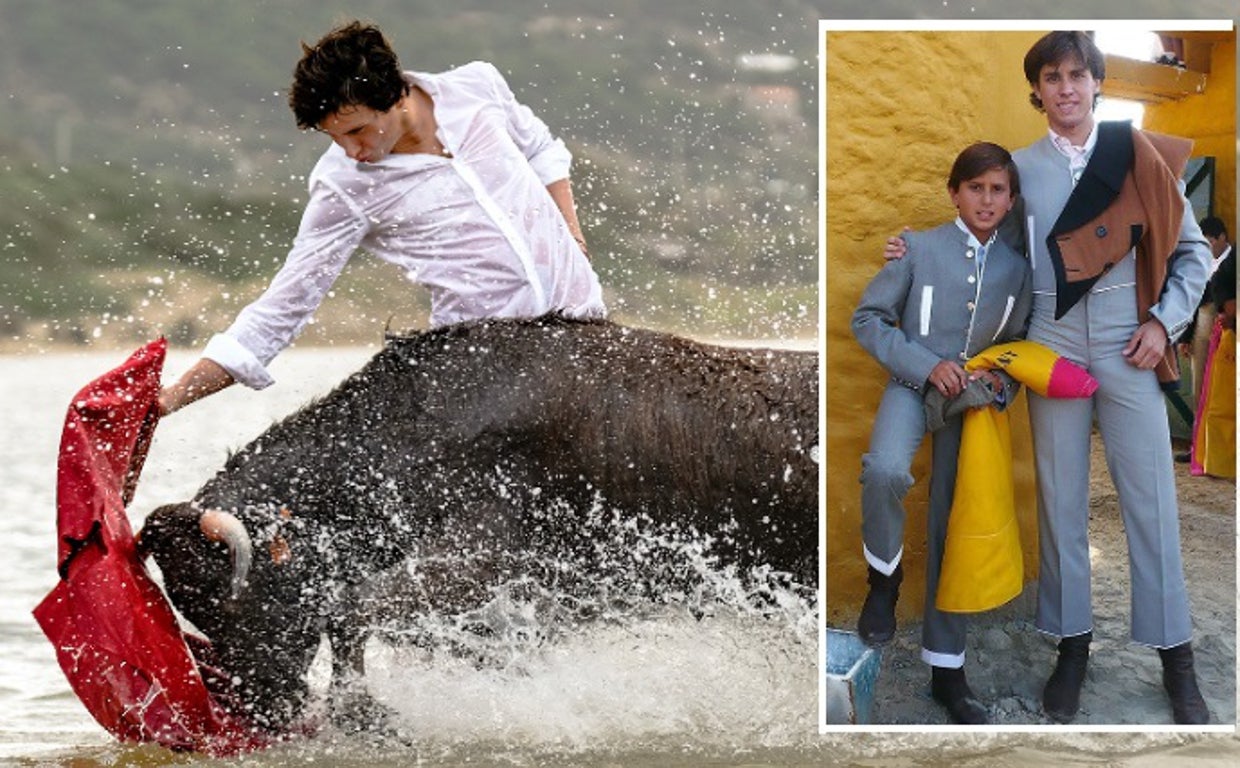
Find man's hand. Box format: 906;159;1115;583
927;359;970;398
1122;318;1169;369
883;227;912;261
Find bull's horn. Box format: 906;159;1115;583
199;510;252;601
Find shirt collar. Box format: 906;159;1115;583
954;217;995;251
1048;122;1099;158
1211;244;1232;274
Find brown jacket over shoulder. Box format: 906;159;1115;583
1047;122;1193;384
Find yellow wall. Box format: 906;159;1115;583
1143;37;1237;232
823;28;1237;627
824;30;1046;627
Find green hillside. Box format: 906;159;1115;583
0;0;826;348
1;1;1232;349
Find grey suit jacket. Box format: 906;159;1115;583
1009;132;1210;343
852;221;1033;394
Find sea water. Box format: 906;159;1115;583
3;346;1238;767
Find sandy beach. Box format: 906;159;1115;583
859;431;1236;727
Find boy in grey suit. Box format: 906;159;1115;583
851;142;1033;724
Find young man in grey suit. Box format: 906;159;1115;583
882;31;1213;726
852;142;1033;724
1010;32;1211;725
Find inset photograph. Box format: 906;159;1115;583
821;21;1236;729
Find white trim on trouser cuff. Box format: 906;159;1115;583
1034;625;1094;641
863;544;902;576
203;333;275;390
921;647;965;668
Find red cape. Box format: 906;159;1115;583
32;339;271;754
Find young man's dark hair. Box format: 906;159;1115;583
1022;31;1106;112
947;141;1021;196
1199;215;1229;240
288;20;410;130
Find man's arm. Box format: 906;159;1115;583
546;177;588;258
1135;194;1213;369
159;358;235;415
851;243;942;390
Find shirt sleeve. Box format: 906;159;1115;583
479;61;572;185
205;177;368;388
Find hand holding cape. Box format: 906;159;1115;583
936;340;1098;613
32;340;273;754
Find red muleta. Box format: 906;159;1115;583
32;339;275;755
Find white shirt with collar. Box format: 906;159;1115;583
954;216;995;273
1210;243;1232;277
1048;121;1099;186
205;60;606;389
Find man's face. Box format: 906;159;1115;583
318;103;406;163
949;168;1015;242
1034;56;1101;137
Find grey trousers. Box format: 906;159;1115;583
1028;287;1192;648
860;380;967;667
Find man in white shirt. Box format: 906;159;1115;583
160;20;605;412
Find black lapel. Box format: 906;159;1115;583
1046;121;1134;318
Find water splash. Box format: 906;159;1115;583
306;498;818;758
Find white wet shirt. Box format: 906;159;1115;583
204;61;606;389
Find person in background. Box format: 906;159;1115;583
1188;223;1236;477
851;141;1032;725
159;20;604;415
1175;216;1233;461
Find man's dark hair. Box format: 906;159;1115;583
947;142;1020;196
1023;31;1106;112
1200;215;1229;240
289;21;410;130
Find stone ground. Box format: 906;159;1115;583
863;431;1236;727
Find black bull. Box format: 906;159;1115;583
138;315;819;730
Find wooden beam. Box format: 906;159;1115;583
1102;53;1208;104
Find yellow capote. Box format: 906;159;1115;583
936;340;1098;613
934;400;1022;613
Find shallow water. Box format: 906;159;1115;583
3;345;1239;766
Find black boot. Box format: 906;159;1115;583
857;563;902;646
930;665;989;725
1042;631;1091;723
1159;642;1210;725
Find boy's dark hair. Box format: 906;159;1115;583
1200;215;1229;240
289;20;410;130
1023;31;1106;112
947;142;1020;196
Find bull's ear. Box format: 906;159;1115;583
200;510;253;601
